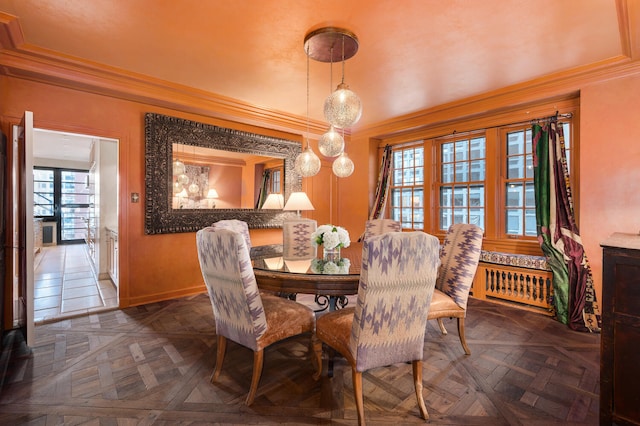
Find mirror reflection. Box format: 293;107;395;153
171;144;284;210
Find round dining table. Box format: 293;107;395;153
253;244;362;311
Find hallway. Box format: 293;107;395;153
33;244;117;323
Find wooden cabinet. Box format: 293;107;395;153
106;228;118;287
600;233;640;426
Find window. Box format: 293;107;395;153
270;169;281;194
438;135;486;231
390;145;424;229
34;168;54;217
503;121;572;237
386;104;576;254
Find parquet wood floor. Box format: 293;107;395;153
0;294;600;425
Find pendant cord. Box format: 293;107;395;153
305;45;310;149
341;35;346;85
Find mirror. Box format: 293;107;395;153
145;113;301;234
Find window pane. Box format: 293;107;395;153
506;183;523;207
469;208;484;228
507;156;523;179
507;131;524;155
442;163;453;183
453;208;467;224
401;188;412;206
455;140;468;161
506;209;523;235
470;160;485;181
391;208;401;221
525;209;537;236
391;188;401;205
393;168;403;185
403;169;414;185
403;150;414;168
470;137;485;159
455;162;468;182
414;147;424;167
441;143;454;163
415;166;424;185
525;155;534;179
440;187;452;207
453;186;468;207
440;208;452;230
525;183;535;207
469;185;484;207
413;188;423;208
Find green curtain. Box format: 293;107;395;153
532;118;601;332
255;170;270;209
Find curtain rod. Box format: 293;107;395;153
430;112;574;142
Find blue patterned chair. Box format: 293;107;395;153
283;218;317;259
313;231;440;425
196;227;316;405
428;223;483;355
362;218;401;242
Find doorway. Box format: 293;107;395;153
30;128;119;323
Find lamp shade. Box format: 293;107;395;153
262;193;284;209
284;192;315;213
207;189;219;199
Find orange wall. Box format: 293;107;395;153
579;73;640;302
0;76;301;307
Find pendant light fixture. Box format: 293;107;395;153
304;27;362;129
294;43;321;177
332;128;355;178
317;124;344;157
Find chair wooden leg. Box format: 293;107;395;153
351;369;366;426
211;335;227;383
437;318;448;335
457;317;471;355
246;349;264;406
312;335;323;380
412;360;429;421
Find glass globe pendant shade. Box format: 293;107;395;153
318;125;345;157
188;182;200;195
177;173;189;185
294;145;321;177
324;82;363;129
173;159;185;176
172;180;183;194
332;152;355;178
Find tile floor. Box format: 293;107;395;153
33;244;118;323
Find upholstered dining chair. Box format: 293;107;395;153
428;223;483;355
196;227;316;405
283;218;317;259
212;219;252;252
361;218;401;242
313;231;440;425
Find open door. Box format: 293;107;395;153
12;111;34;347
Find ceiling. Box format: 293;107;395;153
0;0;624;133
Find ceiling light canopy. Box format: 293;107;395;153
304;26;362;130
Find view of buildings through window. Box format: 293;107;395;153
34;167;91;242
389;119;572;241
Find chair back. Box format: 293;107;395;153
283;218;317;259
212;219;252;251
436;224;483;310
362;219;401;242
351;231;440;371
196;227;266;351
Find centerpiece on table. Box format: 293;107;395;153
311;224;351;263
310;257;351;275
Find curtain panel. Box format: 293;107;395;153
532;119;601;332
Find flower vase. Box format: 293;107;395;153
323;246;341;263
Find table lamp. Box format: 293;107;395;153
206;188;219;208
283;192;315;217
261;193;284;209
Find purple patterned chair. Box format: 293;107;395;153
313;231;440;425
362;218;401;242
211;219;252;252
196;227;316;405
428;223;483;355
283;218;317;259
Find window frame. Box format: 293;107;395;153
384;100;579;255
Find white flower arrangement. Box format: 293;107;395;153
311;257;351;274
311;224;351;250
